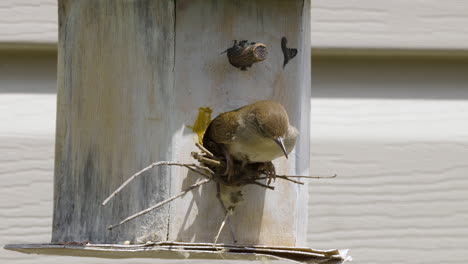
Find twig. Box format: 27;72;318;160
102;161;211;206
274;175;305;185
191;152;223;167
192;164;216;174
107;178;211;230
251;181;275;190
277;174;337;179
195;142;214;158
216;183;237;243
255;176;305;185
184;165;213;179
214;210;230;245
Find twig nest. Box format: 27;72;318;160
226;40;268;71
191;151;275;189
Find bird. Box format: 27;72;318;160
202;100;298;182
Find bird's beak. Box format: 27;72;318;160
274;136;288;159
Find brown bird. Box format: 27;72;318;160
203;100;298;181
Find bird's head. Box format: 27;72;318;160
249;101;290;159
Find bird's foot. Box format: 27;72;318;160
222;147;236;183
258;162;276;185
224;166;236;184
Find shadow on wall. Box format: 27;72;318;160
4;50;468;99
312;55;468;100
0;50;57;94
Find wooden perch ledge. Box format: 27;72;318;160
5;242;351;263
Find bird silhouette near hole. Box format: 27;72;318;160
224;40;268;71
281;37;298;68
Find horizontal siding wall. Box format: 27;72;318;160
2;1;468;50
0;0;57;47
311;0;468;50
308;56;468;264
2;51;468;263
0;51;55;263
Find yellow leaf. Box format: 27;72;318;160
188;107;213;144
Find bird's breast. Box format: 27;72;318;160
227;123;298;163
227;135;284;163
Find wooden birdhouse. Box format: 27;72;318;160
6;0;350;262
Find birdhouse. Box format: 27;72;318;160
6;0;349;262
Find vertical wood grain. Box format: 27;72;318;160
169;0;310;246
53;0;175;243
53;0;309;246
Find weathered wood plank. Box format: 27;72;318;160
53;0;175;243
53;0;309;247
4;242;349;263
168;0;310;246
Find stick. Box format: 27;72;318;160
195;142;214;157
276;174;337;179
252;181;275;190
255;176;305;185
191;152;223;167
102;161;211;206
192;164;216;175
200;157;223;167
214;210;230;245
184;165;213;179
107;178;211;230
274;175;305;185
216;184;237;243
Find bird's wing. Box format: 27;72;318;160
203;111;239;145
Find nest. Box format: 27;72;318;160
102;142;335;242
191;142;309;189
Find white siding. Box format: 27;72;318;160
2;51;468;263
311;0;468;50
0;0;57;46
2;1;468;50
308;56;468;263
